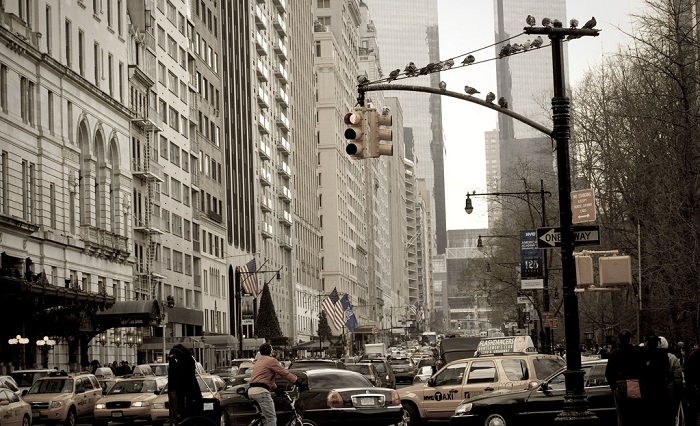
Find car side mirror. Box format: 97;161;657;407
21;390;28;397
236;387;247;396
427;378;436;387
540;382;549;392
154;390;160;395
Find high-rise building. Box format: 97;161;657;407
493;0;568;191
363;0;447;255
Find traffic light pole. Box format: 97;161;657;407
356;19;599;425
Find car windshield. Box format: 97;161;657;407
28;379;73;394
533;358;566;379
367;361;386;373
11;372;50;388
309;372;372;389
346;365;370;374
149;365;168;376
109;380;157;394
389;359;411;366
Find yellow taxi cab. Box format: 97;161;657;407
150;374;226;426
0;387;32;426
398;336;565;425
22;371;102;426
93;376;167;426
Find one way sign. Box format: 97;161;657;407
536;225;601;248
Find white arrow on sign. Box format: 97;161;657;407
537;226;600;247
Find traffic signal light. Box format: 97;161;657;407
344;107;367;159
366;108;393;158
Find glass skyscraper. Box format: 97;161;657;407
363;0;447;254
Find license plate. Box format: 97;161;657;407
32;412;40;418
203;402;214;411
112;411;123;418
360;397;375;406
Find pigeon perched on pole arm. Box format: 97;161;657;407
526;15;536;26
404;62;417;76
498;44;512;58
570;18;579;29
498;97;508;109
464;85;480;95
439;81;447;90
485;92;496;103
531;36;543;48
357;75;369;85
582;16;596;30
542;17;552;27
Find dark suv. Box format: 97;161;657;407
389;357;416;384
359;356;395;389
288;359;347;371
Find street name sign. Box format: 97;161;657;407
536;225;600;248
571;189;596;224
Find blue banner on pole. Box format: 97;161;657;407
340;294;358;332
520;230;544;289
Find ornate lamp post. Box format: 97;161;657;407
8;335;29;369
36;336;56;368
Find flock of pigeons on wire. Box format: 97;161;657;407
357;15;597;110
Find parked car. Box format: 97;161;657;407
0;387;32;426
210;365;240;382
359;356;396;389
23;371;102;426
412;366;435;384
218;369;403;426
10;369;57;395
151;374;226;426
399;352;565;424
345;363;381;386
93;376;168;426
450;359;618;426
288;359;347;371
389;357;416;385
97;377;121;396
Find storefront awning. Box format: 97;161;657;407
96;300;162;328
352;325;379;334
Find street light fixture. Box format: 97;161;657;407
477;234;517;248
113;331;123;347
8;335;29;369
98;332;109;346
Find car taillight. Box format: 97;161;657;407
390;390;400;405
327;391;343;408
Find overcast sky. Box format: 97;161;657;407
439;0;648;230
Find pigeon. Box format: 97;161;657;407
552;19;562;27
357;75;369;85
570;18;579;29
418;66;431;75
531;36;543;48
462;54;475;65
404;62;417;76
542;17;552;27
498;97;508;108
582;16;596;30
439;81;447;90
499;43;512;58
485;92;496;103
442;59;454;69
526;15;536;26
522;39;531;50
510;43;523;53
464;85;480;95
387;69;400;82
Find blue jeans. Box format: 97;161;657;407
250;391;277;426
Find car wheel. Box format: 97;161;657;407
398;404;411;426
401;402;421;426
220;410;230;426
21;414;30;426
64;407;76;426
483;413;508;426
301;420;318;426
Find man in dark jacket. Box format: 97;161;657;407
605;329;646;425
168;344;203;424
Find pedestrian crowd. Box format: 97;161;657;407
605;329;694;426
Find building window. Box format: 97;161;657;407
78;30;85;76
173;251;182;273
106;0;112;26
172;213;182;236
19;0;30;21
117;0;123;35
93;42;100;87
169;141;179;166
1;63;8;112
118;61;124;103
65;20;72;67
157;25;165;49
67;101;73;142
160;135;168;158
184;219;191;240
163;247;171;270
45;5;52;55
47;90;54;132
162;173;169;195
171;178;181;201
0;151;7;214
50;183;56;228
185;254;192;275
169;106;179;131
108;53;113;96
20;77;35;125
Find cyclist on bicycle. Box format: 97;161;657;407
249;343;305;426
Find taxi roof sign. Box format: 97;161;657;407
476;335;537;356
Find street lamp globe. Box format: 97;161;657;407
464;197;474;214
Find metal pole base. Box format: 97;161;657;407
554;370;599;425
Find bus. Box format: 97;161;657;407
420;331;437;346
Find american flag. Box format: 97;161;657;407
239;258;259;295
410;301;420;316
322;288;345;330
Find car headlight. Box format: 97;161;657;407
95;403;106;409
49;401;63;409
132;401;151;407
153;402;165;409
454;403;472;414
